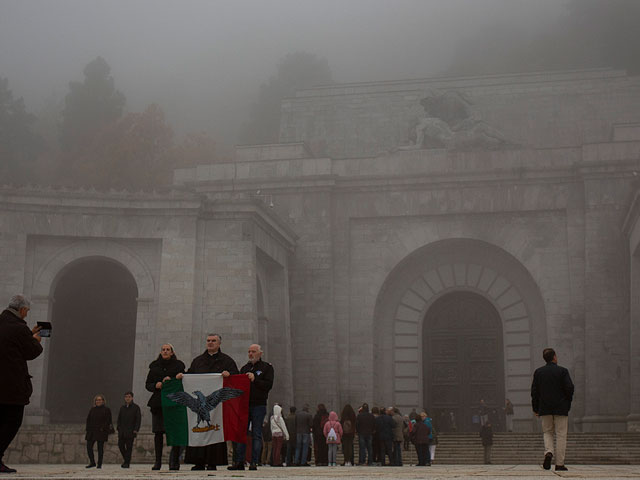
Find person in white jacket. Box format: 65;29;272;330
270;404;289;466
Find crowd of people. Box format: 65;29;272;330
0;293;574;474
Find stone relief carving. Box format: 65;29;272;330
402;90;507;150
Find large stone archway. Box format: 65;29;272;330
26;238;157;423
373;238;547;432
46;257;138;422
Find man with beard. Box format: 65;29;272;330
178;333;238;471
0;295;42;474
228;344;273;471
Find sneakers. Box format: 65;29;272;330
555;465;568;471
0;463;17;473
543;452;553;470
85;463;96;469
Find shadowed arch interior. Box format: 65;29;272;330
423;290;505;432
46;257;138;423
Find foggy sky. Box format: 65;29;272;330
0;0;566;145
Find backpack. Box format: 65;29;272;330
327;425;337;442
343;419;353;435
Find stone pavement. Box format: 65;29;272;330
3;465;640;480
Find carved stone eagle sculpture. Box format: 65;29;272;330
167;387;244;427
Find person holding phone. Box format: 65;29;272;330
0;294;42;474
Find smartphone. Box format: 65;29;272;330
37;321;52;338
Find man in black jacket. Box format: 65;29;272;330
0;295;43;474
294;404;313;466
229;343;274;471
374;407;394;466
180;333;239;471
356;403;375;465
531;348;574;471
117;391;142;468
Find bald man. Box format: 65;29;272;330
228;344;274;471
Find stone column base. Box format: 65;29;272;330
574;415;628;432
23;407;49;425
626;414;640;432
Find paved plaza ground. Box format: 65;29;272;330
4;464;640;480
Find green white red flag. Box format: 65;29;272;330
161;373;250;446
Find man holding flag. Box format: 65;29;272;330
170;333;242;471
228;343;274;471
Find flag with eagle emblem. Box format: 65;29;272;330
161;373;250;446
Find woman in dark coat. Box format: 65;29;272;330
312;404;329;466
145;343;186;470
85;394;113;469
340;404;357;466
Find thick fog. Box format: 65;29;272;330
0;0;565;144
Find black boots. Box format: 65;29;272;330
152;432;163;470
169;446;181;470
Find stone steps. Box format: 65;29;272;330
8;427;640;465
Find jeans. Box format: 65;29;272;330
378;438;392;466
286;437;296;465
358;433;373;465
295;433;310;465
234;405;266;466
416;443;430;465
392;440;403;466
327;443;337;465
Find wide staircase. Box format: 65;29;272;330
393;432;640;465
8;426;640;465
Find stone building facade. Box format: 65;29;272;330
2;68;640;433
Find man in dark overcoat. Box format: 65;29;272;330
0;295;43;474
117;391;142;468
179;333;238;470
531;347;574;471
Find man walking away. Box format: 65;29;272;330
531;348;574;471
117;391;141;468
0;295;42;474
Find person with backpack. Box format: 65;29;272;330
323;411;343;467
340;404;356;466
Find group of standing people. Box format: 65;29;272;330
79;333;274;471
257;402;436;468
1;292;575;473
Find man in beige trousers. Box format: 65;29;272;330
531;348;574;471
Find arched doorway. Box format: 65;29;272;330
423;291;504;432
45;258;138;423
